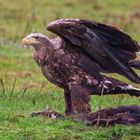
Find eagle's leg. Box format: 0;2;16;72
70;84;91;115
64;90;73;115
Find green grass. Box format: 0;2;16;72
1;0;140;139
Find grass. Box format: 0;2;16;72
1;81;140;140
1;0;140;139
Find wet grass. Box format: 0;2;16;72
1;0;140;139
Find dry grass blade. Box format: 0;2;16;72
0;79;6;95
96;82;105;127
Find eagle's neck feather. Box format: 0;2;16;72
34;44;55;66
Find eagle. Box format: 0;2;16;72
22;19;140;116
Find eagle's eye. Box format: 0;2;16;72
34;36;39;39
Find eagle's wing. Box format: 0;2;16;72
47;19;140;83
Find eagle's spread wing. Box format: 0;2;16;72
47;19;140;83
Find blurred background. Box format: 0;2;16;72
0;1;140;139
1;0;140;42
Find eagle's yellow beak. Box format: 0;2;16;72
22;37;39;46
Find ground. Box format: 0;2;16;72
0;0;140;139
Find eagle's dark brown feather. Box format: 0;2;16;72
47;19;140;83
80;19;140;52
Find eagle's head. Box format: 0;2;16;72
22;33;52;50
